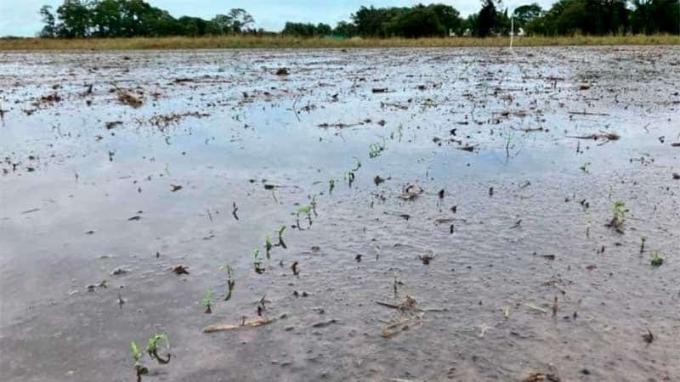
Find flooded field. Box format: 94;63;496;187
0;47;679;382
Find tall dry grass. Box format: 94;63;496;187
0;34;678;50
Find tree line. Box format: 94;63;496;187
39;0;257;38
39;0;680;39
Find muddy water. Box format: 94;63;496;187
0;47;679;381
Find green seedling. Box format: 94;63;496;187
253;249;265;274
276;225;287;249
296;204;313;229
257;295;267;316
146;333;171;364
130;341;148;382
640;236;647;254
346;158;362;188
347;171;356;187
202;289;213;314
310;195;318;216
650;252;664;267
329;179;335;194
219;264;236;301
369;140;386;158
351;158;362;172
265;236;273;259
606;201;628;233
580;162;591;173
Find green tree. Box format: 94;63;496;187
386;5;446;37
631;0;680;34
477;0;499;36
351;6;406;37
513;3;543;28
333;21;357;37
91;0;123;37
39;5;57;37
56;0;91;37
226;8;254;33
428;4;463;34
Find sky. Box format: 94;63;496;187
0;0;557;37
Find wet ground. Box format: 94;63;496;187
0;47;679;382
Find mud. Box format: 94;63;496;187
0;47;679;381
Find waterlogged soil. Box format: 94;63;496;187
0;47;679;382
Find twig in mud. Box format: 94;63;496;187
568;110;609;116
521;372;561;382
232;202;239;221
203;316;274;333
381;314;424;338
379;295;424;338
567;131;620;144
399;184;424;201
525;303;548;314
117;89;143;108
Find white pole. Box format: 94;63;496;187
510;15;514;48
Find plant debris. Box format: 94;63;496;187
117;89;143;108
203;316;274;333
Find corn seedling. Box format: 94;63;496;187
346;158;362;187
220;264;236;301
640;236;647;254
606;201;628;233
145;333;171;364
310;194;318;216
296;204;313;229
265;236;273;259
130;341;148;382
276;225;287;249
329;179;335;194
257;295;268;316
650;252;664;267
253;249;265;274
347;171;356;188
369;139;386;158
202;289;213;314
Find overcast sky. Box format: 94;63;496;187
0;0;557;37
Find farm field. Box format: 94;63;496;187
0;46;679;381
